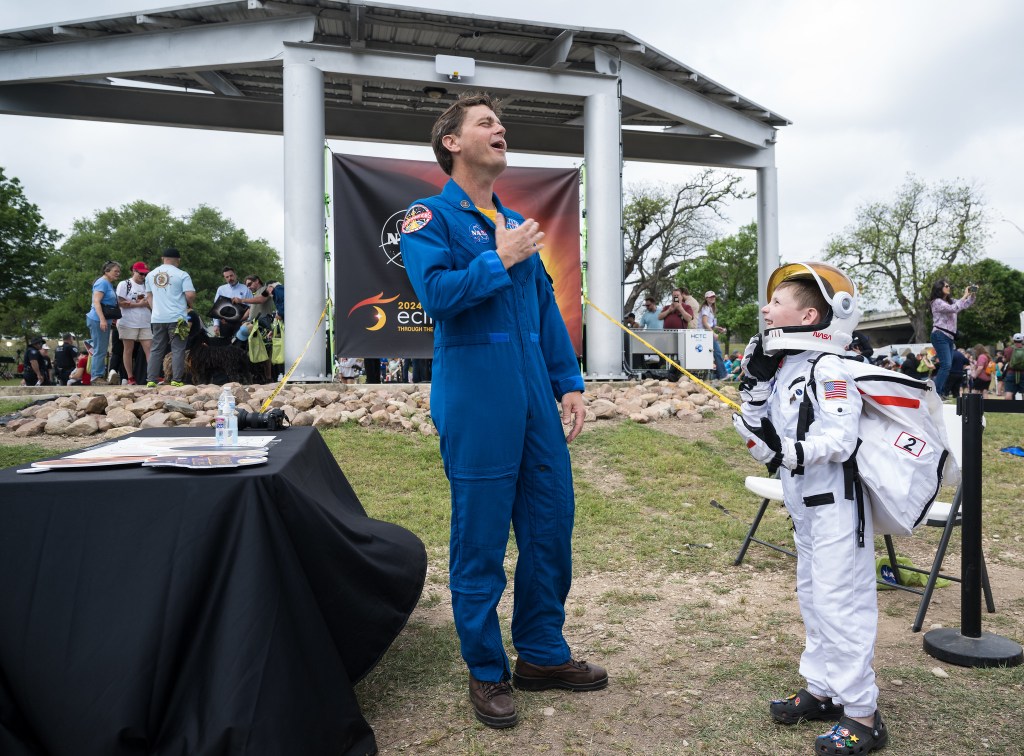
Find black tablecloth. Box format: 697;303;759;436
0;427;427;756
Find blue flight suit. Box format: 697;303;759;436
400;179;584;683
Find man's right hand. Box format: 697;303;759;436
495;213;545;270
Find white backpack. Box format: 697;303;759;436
803;355;960;537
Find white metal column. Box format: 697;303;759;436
282;55;326;380
583;90;626;379
756;157;780;331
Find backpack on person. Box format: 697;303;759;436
1009;345;1024;372
801;355;960;539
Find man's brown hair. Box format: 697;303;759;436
775;279;829;324
431;92;502;175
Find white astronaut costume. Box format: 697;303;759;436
741;352;878;717
737;262;879;719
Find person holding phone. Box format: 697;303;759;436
928;279;976;398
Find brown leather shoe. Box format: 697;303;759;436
512;657;608;692
469;674;517;729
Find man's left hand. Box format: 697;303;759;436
561;391;585;443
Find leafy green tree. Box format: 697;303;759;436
676;222;760;351
825;174;989;341
943;258;1024;346
622;170;750;312
42;202;282;336
0;166;61;336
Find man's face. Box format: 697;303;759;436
223;270;238;286
447;105;507;173
671;291;682;305
645;300;657;311
763;285;816;329
246;279;260;292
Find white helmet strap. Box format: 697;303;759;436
794;263;856;320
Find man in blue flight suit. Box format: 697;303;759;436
401;93;607;729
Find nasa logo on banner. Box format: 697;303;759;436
379;210;407;268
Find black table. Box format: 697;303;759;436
0;427;426;756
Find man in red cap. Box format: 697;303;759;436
116;261;153;385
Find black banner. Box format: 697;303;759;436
333;154;581;359
333;154;444;359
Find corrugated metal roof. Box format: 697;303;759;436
0;0;789;132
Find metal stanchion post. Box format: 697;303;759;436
923;393;1023;667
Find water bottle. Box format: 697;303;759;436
215;387;231;446
226;391;238;446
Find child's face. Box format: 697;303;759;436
763;285;818;328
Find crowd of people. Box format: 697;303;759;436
627;287;730;379
868;337;1024;399
333;356;433;385
14;253;286;387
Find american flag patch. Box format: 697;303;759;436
823;380;847;400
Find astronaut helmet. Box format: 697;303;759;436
762;261;859;356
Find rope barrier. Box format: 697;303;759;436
258;299;331;413
582;295;740;411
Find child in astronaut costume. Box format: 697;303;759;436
733;262;889;755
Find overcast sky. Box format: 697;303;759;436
2;0;1023;278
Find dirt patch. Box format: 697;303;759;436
366;557;1024;755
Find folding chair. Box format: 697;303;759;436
734;474;794;565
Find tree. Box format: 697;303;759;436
622;170;750;313
0;166;61;335
41;201;282;336
676;222;761;347
944;258;1024;346
825;174;989;342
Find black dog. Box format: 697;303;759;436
184;316;258;385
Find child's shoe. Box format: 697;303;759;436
815;711;888;754
770;689;843;724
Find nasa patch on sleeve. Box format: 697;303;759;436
401;204;433;234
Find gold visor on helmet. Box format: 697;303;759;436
766;262;856;301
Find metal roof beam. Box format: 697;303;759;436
597;49;777;148
191;70;243;97
52;26;105;39
0;81;771;168
0;16;317;84
287;43;617;100
135;14;195;30
525;30;573;69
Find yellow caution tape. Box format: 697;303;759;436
583;295;740;411
259;300;331;413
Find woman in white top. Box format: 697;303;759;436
699;290;728;379
116;261;154;385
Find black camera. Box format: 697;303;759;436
968;284;979;293
236;407;288;431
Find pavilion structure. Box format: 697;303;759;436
0;0;789;378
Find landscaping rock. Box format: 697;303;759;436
64;415;100;436
44;409;76;435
